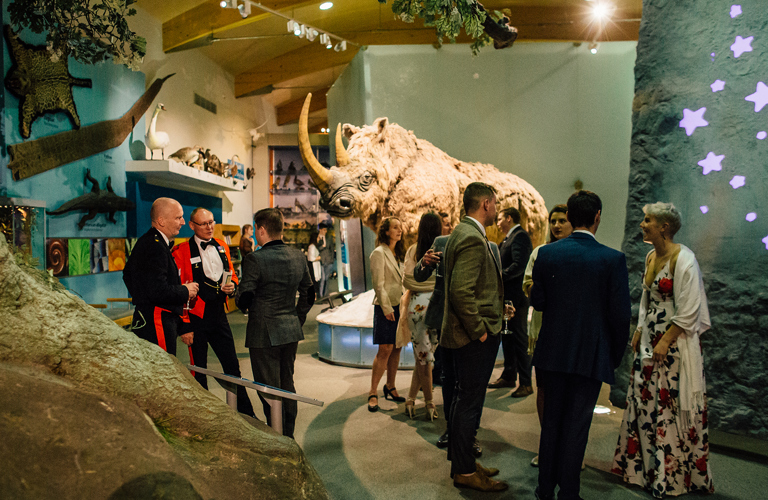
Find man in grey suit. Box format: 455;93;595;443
236;208;314;438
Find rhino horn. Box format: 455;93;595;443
335;123;350;168
299;93;334;193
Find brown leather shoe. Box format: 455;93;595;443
488;377;515;388
476;462;500;477
454;471;508;492
510;385;534;397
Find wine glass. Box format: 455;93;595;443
501;300;513;334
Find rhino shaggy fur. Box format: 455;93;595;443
331;118;548;245
0;236;328;499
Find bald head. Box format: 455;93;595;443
151;198;185;239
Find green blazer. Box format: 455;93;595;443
441;217;504;349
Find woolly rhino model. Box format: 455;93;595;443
299;94;548;246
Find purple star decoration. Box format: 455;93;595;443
700;206;709;214
758;131;767;140
730;5;742;18
711;80;726;92
730;175;746;189
698;152;724;174
745;82;768;112
680;107;708;136
731;36;754;58
763;235;768;250
746;212;757;222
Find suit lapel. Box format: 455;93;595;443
462;219;502;278
382;246;402;280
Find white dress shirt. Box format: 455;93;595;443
194;235;224;281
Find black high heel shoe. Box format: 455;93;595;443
383;385;405;402
368;394;379;412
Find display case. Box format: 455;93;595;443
0;197;46;269
269;146;331;252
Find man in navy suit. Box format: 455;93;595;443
530;191;631;500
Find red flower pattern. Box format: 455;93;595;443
658;277;673;294
626;437;640;456
641;387;653;403
695;456;708;473
659;388;672;409
642;365;654;381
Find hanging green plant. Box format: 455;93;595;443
379;0;517;54
6;0;146;70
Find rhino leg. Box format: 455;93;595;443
108;211;117;224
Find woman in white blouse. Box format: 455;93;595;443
367;217;406;412
307;230;322;297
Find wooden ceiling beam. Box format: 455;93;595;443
276;87;331;125
235;43;358;97
162;0;314;53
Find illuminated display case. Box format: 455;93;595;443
0;197;46;269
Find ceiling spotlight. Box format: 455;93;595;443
287;20;296;32
294;23;306;37
591;1;613;20
319;2;333;10
320;33;331;48
220;0;236;7
238;1;251;17
306;28;318;42
589;42;599;54
333;40;347;52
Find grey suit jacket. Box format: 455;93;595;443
236;240;314;348
414;235;449;330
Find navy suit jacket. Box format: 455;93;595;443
499;225;533;306
530;232;631;384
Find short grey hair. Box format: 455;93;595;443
643;202;682;237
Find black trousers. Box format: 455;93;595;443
249;342;299;438
446;334;499;475
536;369;602;500
500;297;531;385
188;307;255;417
131;305;181;356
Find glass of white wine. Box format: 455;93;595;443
502;300;513;334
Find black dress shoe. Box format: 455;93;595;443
473;439;483;457
510;385;534;397
488;377;515;388
436;431;449;448
383;385;405;402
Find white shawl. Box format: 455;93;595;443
640;244;710;426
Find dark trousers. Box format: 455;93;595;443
536;369;602;500
131;306;181;356
188;307;255;417
432;343;444;385
500;297;531;385
446;334;499;475
249;342;299;438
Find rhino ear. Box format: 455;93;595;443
375;117;389;143
342;124;359;139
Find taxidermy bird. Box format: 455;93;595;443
146;103;170;159
204;149;223;175
168;146;201;166
293;176;305;190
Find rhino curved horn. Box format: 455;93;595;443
299;93;334;193
335;123;350;168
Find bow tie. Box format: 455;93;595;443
168;240;175;250
200;240;214;250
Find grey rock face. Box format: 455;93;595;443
615;0;768;439
0;236;329;498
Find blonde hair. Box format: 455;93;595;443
643;202;682;236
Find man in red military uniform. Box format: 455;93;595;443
173;207;255;417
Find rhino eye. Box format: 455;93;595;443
358;171;375;191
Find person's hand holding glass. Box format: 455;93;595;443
502;300;515;334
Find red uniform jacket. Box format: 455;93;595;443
172;237;239;320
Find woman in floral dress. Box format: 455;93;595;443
612;202;714;498
402;212;443;420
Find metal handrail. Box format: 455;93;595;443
187;365;323;434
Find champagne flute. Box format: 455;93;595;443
502;300;513;334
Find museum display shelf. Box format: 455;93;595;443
126;160;246;195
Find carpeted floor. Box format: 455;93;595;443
176;304;768;499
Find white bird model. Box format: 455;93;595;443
146;103;170;159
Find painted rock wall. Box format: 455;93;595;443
615;0;768;438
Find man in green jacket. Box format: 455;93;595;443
442;182;509;492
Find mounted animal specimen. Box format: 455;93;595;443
3;25;92;139
169;146;202;166
47;169;136;229
204;149;224;176
7;74;174;181
299;93;548;246
146;103;170;159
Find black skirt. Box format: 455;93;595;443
372;304;400;345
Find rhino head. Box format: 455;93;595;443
299;94;404;229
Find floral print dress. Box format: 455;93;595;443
407;291;438;365
612;261;714;498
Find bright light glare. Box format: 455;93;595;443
220;0;227;7
319;2;333;10
592;2;612;20
593;405;612;414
